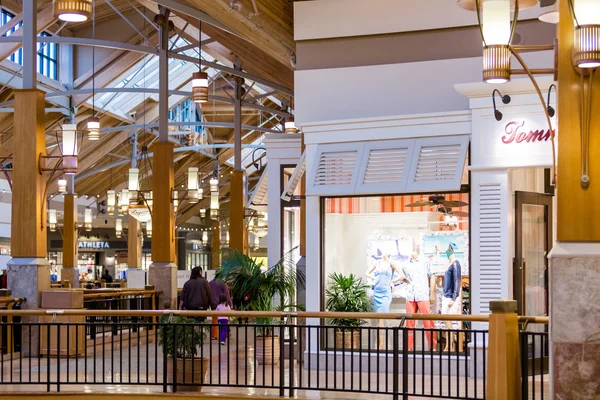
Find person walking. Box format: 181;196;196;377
216;294;232;345
101;269;113;283
209;277;233;339
179;267;216;321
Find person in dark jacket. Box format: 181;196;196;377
209;277;233;339
179;267;216;320
101;269;113;283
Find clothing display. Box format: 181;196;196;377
443;260;462;301
441;296;462;315
372;260;393;313
406;300;437;350
402;258;432;302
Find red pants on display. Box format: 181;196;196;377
406;300;437;351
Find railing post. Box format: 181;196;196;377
401;328;408;400
392;326;399;400
279;323;285;397
487;300;521;400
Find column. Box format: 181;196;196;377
148;7;176;309
61;186;79;288
127;215;142;269
229;75;247;253
211;220;220;269
551;0;600;397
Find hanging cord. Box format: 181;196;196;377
198;18;202;72
92;0;96;117
580;69;595;188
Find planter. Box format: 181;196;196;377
256;335;280;365
335;329;361;349
166;356;209;391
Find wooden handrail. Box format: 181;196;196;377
83;290;161;300
0;297;26;305
0;309;549;324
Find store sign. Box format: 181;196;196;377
501;121;554;145
78;241;110;249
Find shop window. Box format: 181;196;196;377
322;193;470;352
1;11;58;80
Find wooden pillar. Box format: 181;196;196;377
148;142;176;309
61;194;79;288
127;215;142;269
550;2;600;397
211;220;220;269
229;171;247;253
486;300;521;400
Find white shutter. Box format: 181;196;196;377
249;170;268;212
477;183;503;314
307;142;363;195
406;136;469;192
281;151;306;201
355;140;415;194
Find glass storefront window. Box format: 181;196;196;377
322;193;470;352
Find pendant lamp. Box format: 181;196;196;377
84;208;93;232
572;0;600;68
481;0;512;84
115;218;123;238
48;209;57;232
192;19;208;103
54;0;92;22
87;117;100;140
61;123;78;174
58;177;67;193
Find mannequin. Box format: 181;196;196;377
401;251;437;351
367;248;404;349
441;242;462;351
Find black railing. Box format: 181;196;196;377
520;330;549;399
84;293;156;338
0;317;488;399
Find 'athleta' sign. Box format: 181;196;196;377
78;241;110;249
501;121;555;144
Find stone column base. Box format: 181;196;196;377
549;243;600;399
148;262;177;310
7;257;51;357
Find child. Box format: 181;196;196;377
216;294;231;345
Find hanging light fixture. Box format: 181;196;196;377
87;117;100;140
187;167;199;203
84;208;93;232
253;234;260;250
173;190;179;212
107;189;116;214
210;176;218;192
284;116;297;134
57;177;67;193
570;0;600;69
479;0;513;84
146;220;152;238
225;231;230;246
128;167;140;203
61;123;79;174
202;230;208;245
115;218;123;238
119;189;130;215
54;0;92;22
192;18;208;103
200;208;206;219
210;192;219;219
48;209;57;232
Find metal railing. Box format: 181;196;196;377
0;296;25;354
520;329;549;400
0;309;549;399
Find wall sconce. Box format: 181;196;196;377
547;84;556;117
187;167;199;203
202;230;208;244
115;218;123;238
48;209;57;232
492;89;512;121
569;0;600;69
84;208;93;232
107;189;116;214
146;220;152;238
87;117;100;141
57;177;67;193
54;0;92;22
61;124;78;174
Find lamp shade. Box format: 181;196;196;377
128;168;140;192
210;192;219;219
48;209;57;232
62;123;78;174
210;177;218;192
146;220;152;238
574;0;600;26
284;119;297;134
84;208;92;232
573;0;600;68
188;167;199;190
482;0;511;45
200;208;206;218
202;230;208;244
115;218;123;238
87;117;100;141
58;177;67;193
54;0;92;22
107;190;116;207
119;189;130;215
192;71;209;103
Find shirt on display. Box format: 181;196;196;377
401;258;432;302
443;260;462;301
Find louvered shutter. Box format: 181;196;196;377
406;136;469;192
281;151;306;201
249;170;268;212
355;140;415;194
307;143;363;195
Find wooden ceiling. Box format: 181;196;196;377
0;0;295;226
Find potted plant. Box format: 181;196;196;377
216;248;305;365
159;316;209;391
325;273;371;349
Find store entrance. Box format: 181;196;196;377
514;191;553;319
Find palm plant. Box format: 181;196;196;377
216;248;305;334
325;272;371;329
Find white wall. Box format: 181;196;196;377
295;52;554;125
